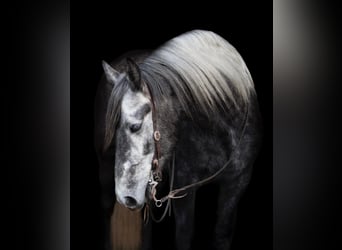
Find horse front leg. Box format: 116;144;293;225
101;196;115;250
172;191;196;250
98;160;115;250
141;215;153;250
212;177;249;250
212;195;238;250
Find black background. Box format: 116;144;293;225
71;2;272;250
9;1;342;250
8;1;273;250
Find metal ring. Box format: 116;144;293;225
155;200;162;207
154;131;161;141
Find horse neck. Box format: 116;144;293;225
172;114;234;184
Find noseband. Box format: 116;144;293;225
143;80;249;223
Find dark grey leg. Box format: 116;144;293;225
212;193;238;249
141;217;153;250
211;177;249;250
172;191;196;250
100;201;114;250
98;159;115;250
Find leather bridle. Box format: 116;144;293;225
145;81;162;183
143;80;250;223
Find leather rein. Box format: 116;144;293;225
143;81;249;223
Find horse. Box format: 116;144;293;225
94;30;262;250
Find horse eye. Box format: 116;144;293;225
129;123;142;133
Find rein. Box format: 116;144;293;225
143;81;249;223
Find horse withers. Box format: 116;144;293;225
94;30;262;250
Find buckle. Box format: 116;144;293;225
153;130;161;141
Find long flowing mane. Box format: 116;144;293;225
104;30;255;150
140;30;254;115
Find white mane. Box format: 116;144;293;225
141;30;255;116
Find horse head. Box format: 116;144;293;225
102;59;177;210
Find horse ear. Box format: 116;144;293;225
126;58;142;91
102;60;121;86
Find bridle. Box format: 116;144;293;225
148;83;162;184
143;80;250;223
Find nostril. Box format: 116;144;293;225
124;196;137;207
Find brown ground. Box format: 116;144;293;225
111;202;142;250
